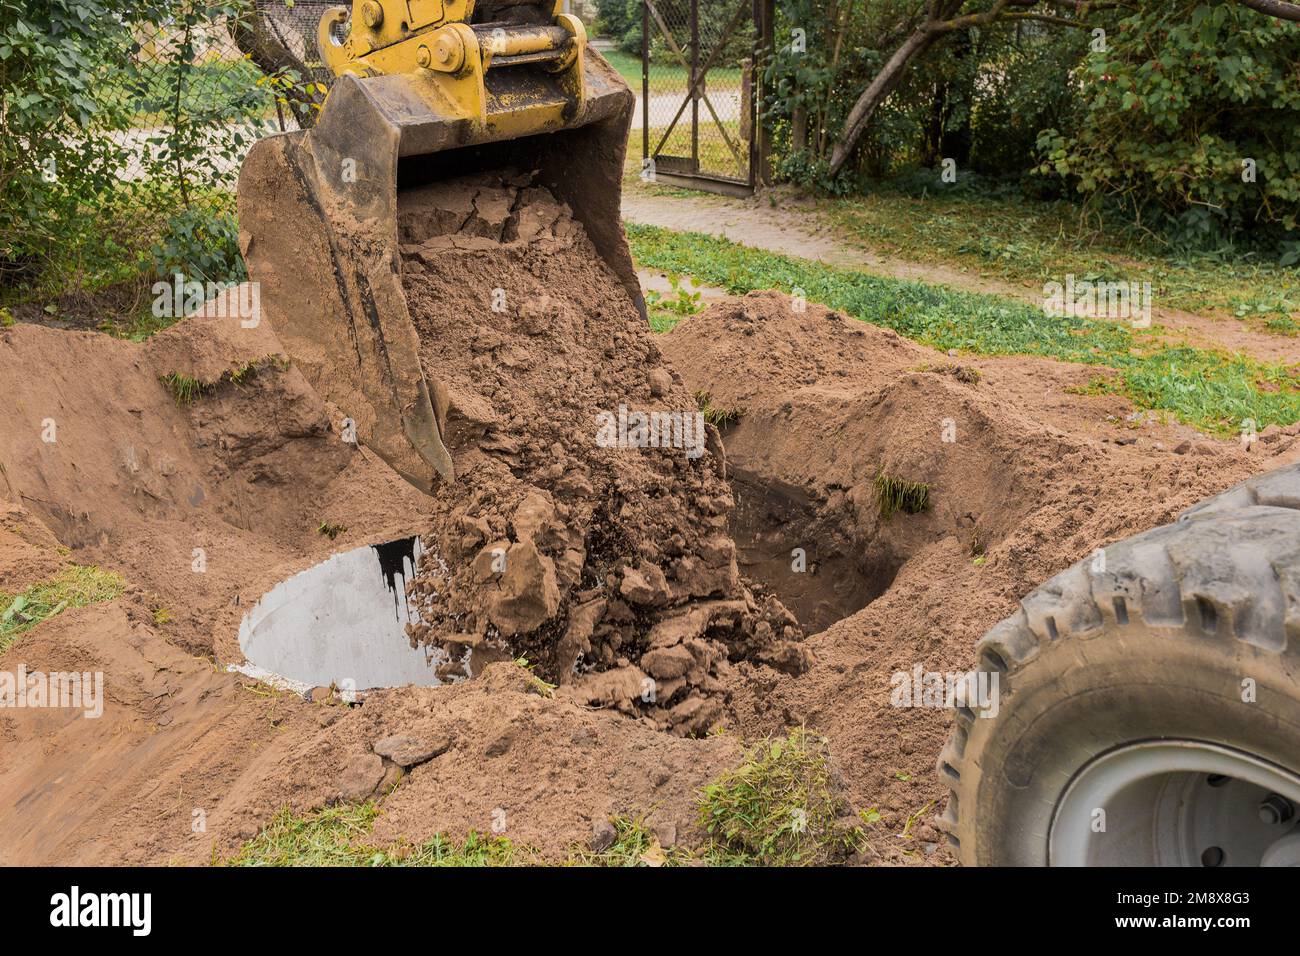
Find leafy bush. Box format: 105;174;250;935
150;205;246;285
2;1;274;302
1037;2;1300;251
595;0;641;54
0;0;140;286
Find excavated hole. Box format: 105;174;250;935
233;536;449;693
726;468;898;633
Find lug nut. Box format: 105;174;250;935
1258;794;1295;825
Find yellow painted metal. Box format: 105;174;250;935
316;1;585;138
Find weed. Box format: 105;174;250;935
646;274;707;333
874;474;931;520
160;372;207;406
317;521;347;540
0;565;126;652
512;658;556;698
694;390;743;428
900;801;935;840
698;728;861;866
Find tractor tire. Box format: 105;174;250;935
936;462;1300;866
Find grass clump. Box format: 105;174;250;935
695;390;742;428
317;521;347;540
874;473;932;520
0;565;126;652
227;804;530;867
697;728;861;866
627;223;1300;433
160;372;207;406
568;818;692;868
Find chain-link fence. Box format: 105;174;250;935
117;2;343;191
642;0;757;190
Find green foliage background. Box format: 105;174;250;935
760;0;1300;253
1;0;302;307
1039;2;1300;254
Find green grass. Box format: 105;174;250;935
821;181;1300;323
0;565;126;653
695;389;742;428
874;474;932;520
160;372;207;405
697;728;862;866
627;223;1300;433
600;49;742;96
230;728;863;866
226;804;530;867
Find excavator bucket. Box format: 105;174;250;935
237;1;644;493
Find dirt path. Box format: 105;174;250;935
621;186;1300;366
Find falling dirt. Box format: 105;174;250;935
3;225;1299;865
395;171;807;735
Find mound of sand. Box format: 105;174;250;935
662;290;1300;855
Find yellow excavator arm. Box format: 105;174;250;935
237;1;643;492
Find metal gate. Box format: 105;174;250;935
641;0;770;196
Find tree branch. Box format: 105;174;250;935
1236;0;1300;21
230;7;323;129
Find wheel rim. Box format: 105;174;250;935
1049;740;1300;866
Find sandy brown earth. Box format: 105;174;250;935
2;212;1298;864
661;290;1300;859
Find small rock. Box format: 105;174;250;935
653;821;678;848
619;562;671;607
336;753;385;803
589;819;618;853
647;367;673;398
373;733;451;768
